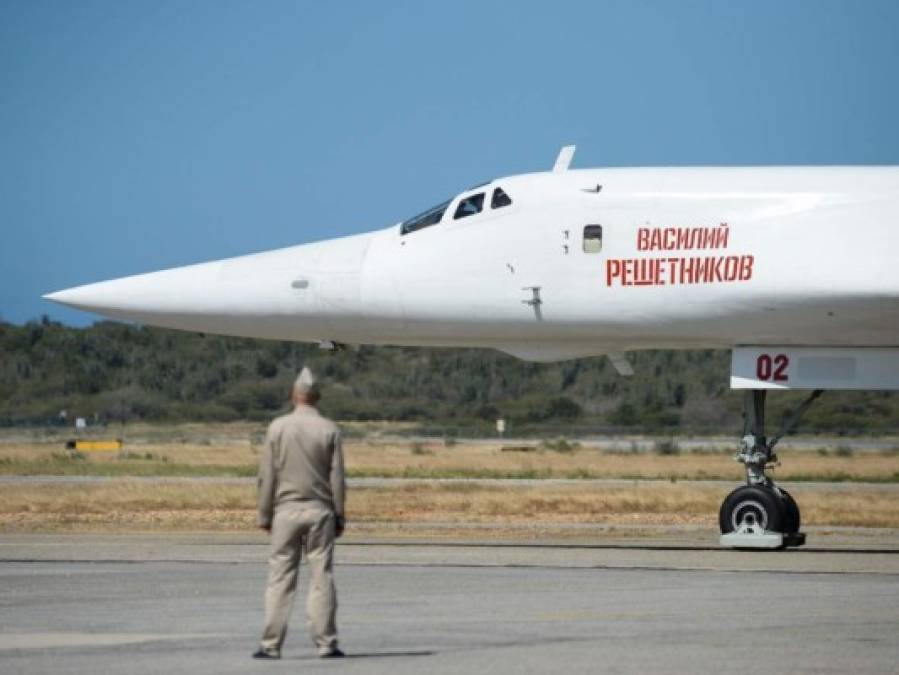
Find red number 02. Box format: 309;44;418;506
756;354;789;382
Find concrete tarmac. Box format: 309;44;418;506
2;532;899;674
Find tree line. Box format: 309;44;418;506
1;317;897;435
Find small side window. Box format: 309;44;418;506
583;225;602;253
491;187;512;209
454;193;485;220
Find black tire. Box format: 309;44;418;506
719;485;785;535
778;488;801;534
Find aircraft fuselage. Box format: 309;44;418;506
46;164;899;362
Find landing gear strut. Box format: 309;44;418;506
719;389;822;550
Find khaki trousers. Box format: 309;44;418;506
260;502;338;652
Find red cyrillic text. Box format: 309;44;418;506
605;254;754;287
636;223;730;252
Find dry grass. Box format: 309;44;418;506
2;481;898;533
348;483;899;528
2;427;898;533
3;439;899;482
344;442;899;482
0;483;256;532
0;442;257;467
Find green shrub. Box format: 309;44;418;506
411;442;432;456
835;445;854;457
653;439;680;456
540;437;579;453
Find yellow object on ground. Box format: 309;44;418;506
67;440;122;452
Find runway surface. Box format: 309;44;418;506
2;532;899;674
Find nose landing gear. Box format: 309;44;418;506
719;389;821;549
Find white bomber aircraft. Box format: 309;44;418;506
46;146;899;549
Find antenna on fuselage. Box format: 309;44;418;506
552;145;576;172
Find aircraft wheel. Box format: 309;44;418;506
778;488;801;534
719;485;785;535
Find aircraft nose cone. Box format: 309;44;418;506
42;288;77;305
44;261;222;317
42;249;323;338
42;232;375;341
43;282;143;314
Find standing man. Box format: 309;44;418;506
253;367;346;660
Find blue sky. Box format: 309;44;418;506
2;0;898;326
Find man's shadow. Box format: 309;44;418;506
290;650;434;660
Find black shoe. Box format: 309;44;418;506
319;647;345;658
252;648;281;660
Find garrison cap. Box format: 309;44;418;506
293;367;319;395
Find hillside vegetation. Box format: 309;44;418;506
2;317;897;434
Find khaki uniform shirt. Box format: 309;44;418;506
257;405;345;528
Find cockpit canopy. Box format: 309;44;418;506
400;187;512;235
400;200;450;235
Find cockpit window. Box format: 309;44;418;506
491;187;512;209
401;199;450;235
454;193;485;220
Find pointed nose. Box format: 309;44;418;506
43;247;328;338
43;232;375;341
46;258;231;316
